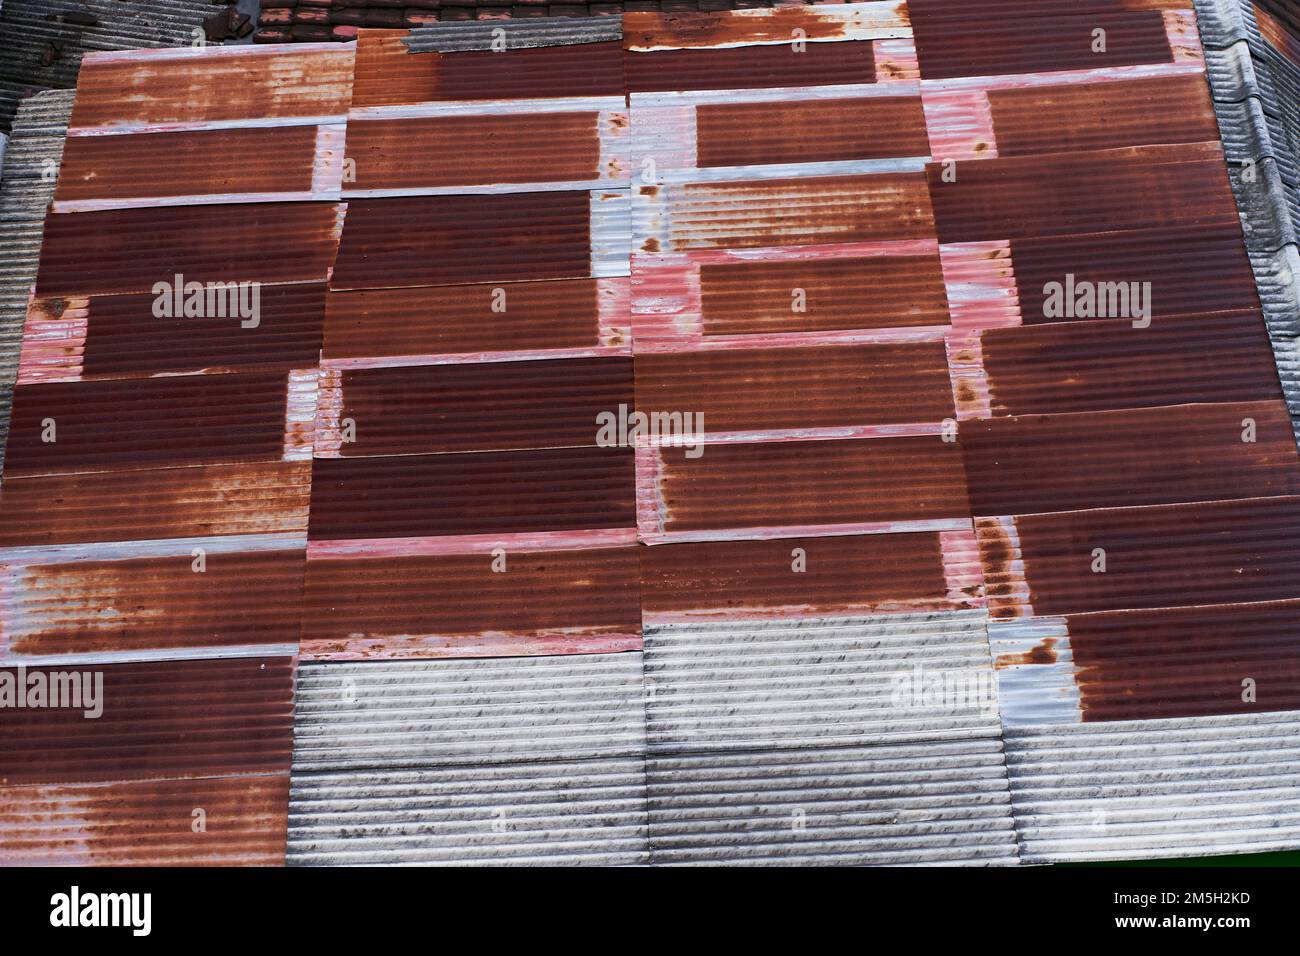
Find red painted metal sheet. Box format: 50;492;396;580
961;401;1300;516
926;144;1239;243
69;46;355;130
1065;600;1300;721
34;203;345;298
301;546;641;660
633;341;954;433
0;656;295;785
322;279;629;364
309;446;636;540
978;496;1300;619
977;312;1284;416
0;774;290;866
5;372;294;478
317;356;633;456
0;463;312;547
20;283;326;384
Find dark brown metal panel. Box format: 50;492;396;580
301;547;641;659
909;2;1175;80
3;546;306;657
979;312;1284;416
0;656;295;785
624;6;903;49
640;532;960;617
328;356;633;456
34;203;344;297
0;463;312;547
979;496;1300;618
308;446;636;540
986;75;1218;157
350;31;624;108
23;283;326;383
961;401;1300;516
68;47;355;129
625;42;877;94
633;342;954;431
653;436;970;533
54;126;320;202
322;279;616;360
330;193;594;289
698;253;950;334
927;144;1239;243
1009;225;1260;324
5;372;290;478
695;96;930;167
0;773;290;866
1064;600;1300;721
345;113;604;190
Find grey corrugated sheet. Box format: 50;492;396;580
0;88;70;481
1004;712;1300;863
403;17;622;53
0;0;222;133
288;653;649;865
647;739;1020;866
644;611;1001;752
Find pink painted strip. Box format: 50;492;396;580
918;62;1205;94
307;528;639;560
939;526;986;609
874;37;921;82
321;345;633;370
939;240;1019;330
17;297;89;385
640;518;974;547
1164;9;1205;64
283;369;318;462
945;331;994;420
921;90;996;161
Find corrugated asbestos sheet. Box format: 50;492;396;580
8;1;1300;866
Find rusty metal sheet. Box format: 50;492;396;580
639;530;982;622
633;341;954;436
624;4;911;51
316;356;633;457
0;655;295;785
632;244;950;350
639;436;971;542
343;108;628;195
301;543;641;660
350;30;625;110
309;446;636;541
927;143;1239;243
52;125;346;210
625;42;880;94
0;535;306;658
331;190;629;290
977;312;1284;416
20;283;327;384
4;371;305;478
961;401;1300;515
68;44;355;132
0;773;290;866
0;462;312;548
977;495;1300;619
323;279;630;367
34;202;346;298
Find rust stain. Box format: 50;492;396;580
995;637;1058;669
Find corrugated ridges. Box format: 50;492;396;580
1003;712;1300;862
403;17;623;52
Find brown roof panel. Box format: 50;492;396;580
68;45;355;131
34;203;345;298
0;656;295;786
623;5;911;50
322;278;629;365
639;530;981;621
4;372;294;478
301;545;641;660
625;41;878;93
642;435;970;539
20;283;327;384
317;356;633;456
309;446;636;540
0;773;290;866
0;462;312;548
960;401;1300;516
979;496;1300;619
926;144;1238;243
977;312;1284;417
633;341;954;433
1064;600;1300;722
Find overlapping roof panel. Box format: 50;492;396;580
5;0;1300;867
